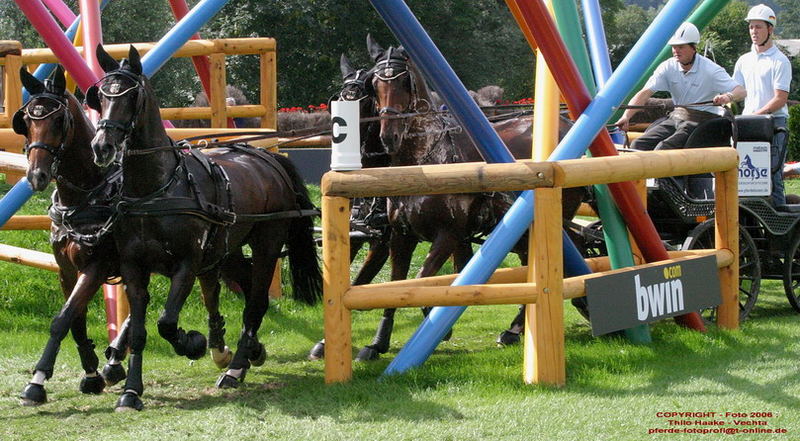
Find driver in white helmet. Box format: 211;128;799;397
734;4;792;207
615;22;746;150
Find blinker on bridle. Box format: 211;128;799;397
94;69;144;137
18;92;72;160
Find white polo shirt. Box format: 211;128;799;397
645;53;739;115
733;44;791;118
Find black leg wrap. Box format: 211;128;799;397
79;373;105;394
124;354;144;397
178;330;208;360
369;317;394;353
215;373;242;389
76;340;99;373
249;342;267;367
308;340;325;360
20;383;47;406
496;330;521;346
207;314;227;351
101;363;127;386
115;391;143;412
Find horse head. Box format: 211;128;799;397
14;66;79;191
336;52;388;168
88;44;150;167
367;35;433;156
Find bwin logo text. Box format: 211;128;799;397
635;274;685;320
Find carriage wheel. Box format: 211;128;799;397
683;219;761;324
782;231;800;313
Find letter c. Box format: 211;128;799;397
332;116;347;143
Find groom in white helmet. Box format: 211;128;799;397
615;22;746;151
734;4;792;207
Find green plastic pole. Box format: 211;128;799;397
609;0;731;122
554;1;651;343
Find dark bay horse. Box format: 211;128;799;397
360;38;584;360
14;66;125;405
88;45;321;411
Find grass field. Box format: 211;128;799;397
0;178;799;441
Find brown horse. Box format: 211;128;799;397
14;66;126;405
357;37;584;360
88;45;321;411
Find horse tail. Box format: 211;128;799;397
272;153;323;305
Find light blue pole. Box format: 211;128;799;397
23;0;113;103
383;0;698;376
0;179;34;227
581;0;625;144
140;0;229;77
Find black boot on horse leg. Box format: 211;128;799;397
497;305;525;346
199;272;232;369
157;268;207;361
102;316;129;386
21;269;106;405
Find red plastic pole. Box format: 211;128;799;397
512;0;705;331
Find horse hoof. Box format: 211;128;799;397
442;329;453;342
20;383;46;406
211;346;233;369
79;373;105;394
215;373;240;389
249;343;267;367
115;391;143;412
355;346;380;362
185;330;208;360
496;330;521;346
101;363;127;386
308;341;325;361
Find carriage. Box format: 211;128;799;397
573;114;800;324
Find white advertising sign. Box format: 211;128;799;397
330;100;362;171
736;141;771;197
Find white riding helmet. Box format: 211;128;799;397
745;4;776;27
667;22;700;46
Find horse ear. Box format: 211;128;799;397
127;45;142;76
85;85;101;111
366;33;383;62
19;67;45;96
96;44;118;73
340;54;356;78
12;109;27;136
50;65;67;95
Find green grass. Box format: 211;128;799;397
0;178;799;440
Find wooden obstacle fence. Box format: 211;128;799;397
320;147;740;385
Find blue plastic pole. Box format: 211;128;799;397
0;179;34;228
140;0;229;77
383;0;697;376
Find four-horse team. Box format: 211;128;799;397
12;3;794;411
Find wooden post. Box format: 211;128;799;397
3;49;24;184
322;195;352;383
524;187;565;385
259;49;277;129
715;166;739;329
208;52;227;128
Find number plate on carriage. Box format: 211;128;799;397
584;255;720;336
737;141;771;197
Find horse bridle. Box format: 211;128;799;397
15;92;73;164
93;69;146;150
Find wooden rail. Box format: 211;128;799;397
0;38;277;140
320;148;740;385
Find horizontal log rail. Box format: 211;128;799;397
0;38;277;138
0;244;57;272
321;148;739;197
343;250;731;309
